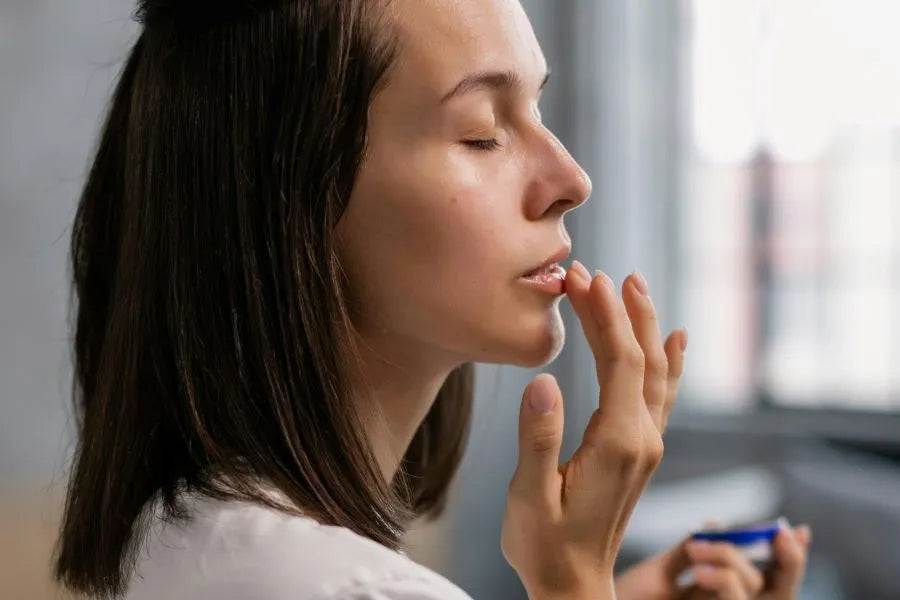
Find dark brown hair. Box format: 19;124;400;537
53;1;474;597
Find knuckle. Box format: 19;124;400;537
618;347;645;371
647;351;669;377
645;437;665;465
530;428;560;454
609;435;642;464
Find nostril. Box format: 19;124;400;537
552;197;579;215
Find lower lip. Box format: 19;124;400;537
519;265;567;295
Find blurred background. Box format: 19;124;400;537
2;0;899;598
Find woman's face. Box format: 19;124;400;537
336;0;591;369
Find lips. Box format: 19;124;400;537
522;262;560;277
521;245;572;278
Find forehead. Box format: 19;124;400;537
386;0;547;98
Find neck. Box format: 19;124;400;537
350;329;463;483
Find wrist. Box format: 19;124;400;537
528;577;617;600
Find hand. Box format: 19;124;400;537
759;522;812;599
501;262;688;600
614;523;813;600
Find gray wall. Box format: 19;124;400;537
1;1;139;488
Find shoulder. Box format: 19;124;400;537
125;493;472;600
325;572;473;600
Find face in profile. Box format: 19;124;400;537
335;0;592;369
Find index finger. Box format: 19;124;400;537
564;262;645;429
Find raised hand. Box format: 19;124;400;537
501;261;688;600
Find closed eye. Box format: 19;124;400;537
463;138;502;151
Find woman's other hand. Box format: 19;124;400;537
760;522;812;599
614;523;812;600
501;262;688;600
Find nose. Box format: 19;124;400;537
524;127;592;220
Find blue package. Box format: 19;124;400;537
691;520;780;546
676;517;788;589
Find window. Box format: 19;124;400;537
680;0;900;412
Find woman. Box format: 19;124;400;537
53;0;811;598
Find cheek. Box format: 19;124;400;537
343;145;558;361
397;188;551;356
399;188;509;316
339;162;505;325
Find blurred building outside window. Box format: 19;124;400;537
681;0;900;413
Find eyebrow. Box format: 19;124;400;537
439;68;551;105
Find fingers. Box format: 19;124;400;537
769;522;812;597
793;524;812;548
656;535;695;580
691;564;750;600
563;261;611;379
564;261;646;435
687;540;764;596
621;271;668;431
510;373;565;509
662;328;687;431
566;261;687;436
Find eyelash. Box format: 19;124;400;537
463;138;502;152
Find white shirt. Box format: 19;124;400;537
125;488;475;600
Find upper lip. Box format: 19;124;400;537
521;244;572;277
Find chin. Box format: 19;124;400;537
519;321;566;367
481;309;567;367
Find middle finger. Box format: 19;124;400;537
563;262;645;424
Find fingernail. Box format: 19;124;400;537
528;375;557;414
777;516;791;530
680;327;689;351
569;260;591;282
594;270;614;288
631;270;649;295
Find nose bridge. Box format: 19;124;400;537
529;124;592;216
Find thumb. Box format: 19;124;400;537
510;373;565;504
770;520;809;595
